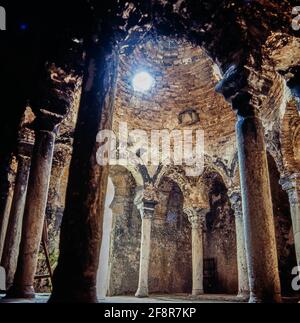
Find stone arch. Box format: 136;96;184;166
280;99;300;174
154;164;190;199
266;138;285;178
154;164;210;210
292;121;300;169
202;159;232;189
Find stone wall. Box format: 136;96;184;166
113;36;237;163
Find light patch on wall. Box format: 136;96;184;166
132;71;155;93
212;63;223;82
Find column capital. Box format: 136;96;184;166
134;184;159;220
18;107;36;158
140;201;157;220
184;207;207;229
215;63;268;118
280;173;300;206
34;109;64;133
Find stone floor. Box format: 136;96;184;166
1;293;298;303
0;293;246;303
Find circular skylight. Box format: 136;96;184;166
132;71;155;92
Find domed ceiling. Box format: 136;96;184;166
113;35;237;159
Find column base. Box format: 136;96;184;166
135;287;149;298
237;292;250;301
0;266;6;291
6;285;35;299
192;289;204;296
249;292;281;304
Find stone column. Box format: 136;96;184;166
235;104;281;303
228;191;250;299
184;207;206;296
135;197;157;298
49;41;119;303
280;173;300;267
7;109;63;299
0;157;17;260
1;111;35;289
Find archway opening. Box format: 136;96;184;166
204;172;238;294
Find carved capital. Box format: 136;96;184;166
140;201;157;220
280;173;300;206
18;128;35;158
17;107;36;157
215;64;265;118
34;109;64;133
184;207;207;230
134;184;158;220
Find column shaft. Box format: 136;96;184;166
191;225;204;295
235;214;249;297
135;216;152;298
291;202;300;266
236;114;281;303
229;192;249;298
281;174;300;266
185;208;206;296
49;44;119;303
8;129;56;298
1;155;32;289
0;183;14;261
0;159;17;260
